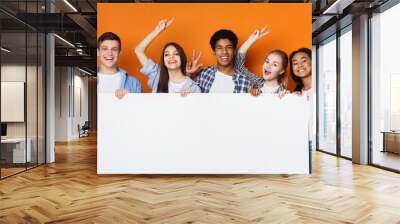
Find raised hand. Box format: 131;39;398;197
248;26;270;43
154;18;174;34
186;50;203;75
135;18;175;67
239;26;271;54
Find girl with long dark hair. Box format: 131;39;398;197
290;47;313;171
135;19;201;94
289;48;312;98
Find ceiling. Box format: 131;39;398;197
0;0;392;74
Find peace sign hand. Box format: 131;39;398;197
248;26;271;43
186;50;203;75
155;18;174;33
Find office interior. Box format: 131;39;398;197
0;0;400;222
1;0;399;185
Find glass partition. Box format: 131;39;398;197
371;3;400;171
317;35;337;155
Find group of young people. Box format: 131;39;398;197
97;18;312;100
97;18;314;159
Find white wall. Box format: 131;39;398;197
55;66;70;141
72;73;89;138
1;64;46;163
1;65;38;138
54;67;89;141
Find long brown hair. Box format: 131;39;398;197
268;49;289;88
157;42;187;93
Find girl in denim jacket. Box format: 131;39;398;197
135;19;201;95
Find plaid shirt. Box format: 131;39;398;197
234;53;265;89
194;66;251;93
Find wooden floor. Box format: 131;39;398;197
0;167;26;178
1;135;400;224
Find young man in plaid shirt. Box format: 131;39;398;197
192;29;257;93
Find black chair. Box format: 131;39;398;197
78;121;90;138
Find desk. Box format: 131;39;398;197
382;131;400;154
1;138;31;163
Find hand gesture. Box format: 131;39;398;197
154;18;174;33
248;26;270;43
249;87;262;97
293;91;302;96
115;88;128;100
186;50;203;75
180;89;192;97
277;89;290;99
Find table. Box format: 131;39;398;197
381;131;400;154
1;138;32;163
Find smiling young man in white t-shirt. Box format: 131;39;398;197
97;32;142;98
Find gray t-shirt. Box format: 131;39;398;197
140;59;201;93
97;71;122;93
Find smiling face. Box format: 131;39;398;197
291;52;311;78
163;45;182;71
97;40;121;70
262;52;285;81
213;38;235;68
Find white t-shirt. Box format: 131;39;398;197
97;71;123;93
261;85;280;94
169;78;188;93
302;88;312;101
209;70;235;93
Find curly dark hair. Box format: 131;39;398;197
209;29;238;51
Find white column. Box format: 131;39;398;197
46;32;55;163
352;14;369;164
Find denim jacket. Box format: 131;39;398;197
140;59;201;93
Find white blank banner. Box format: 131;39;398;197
98;94;310;174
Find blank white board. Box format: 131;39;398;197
1;82;25;122
98;94;310;174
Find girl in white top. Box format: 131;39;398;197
289;48;313;140
290;48;313;173
289;48;312;99
134;18;201;95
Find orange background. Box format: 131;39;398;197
97;3;311;92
